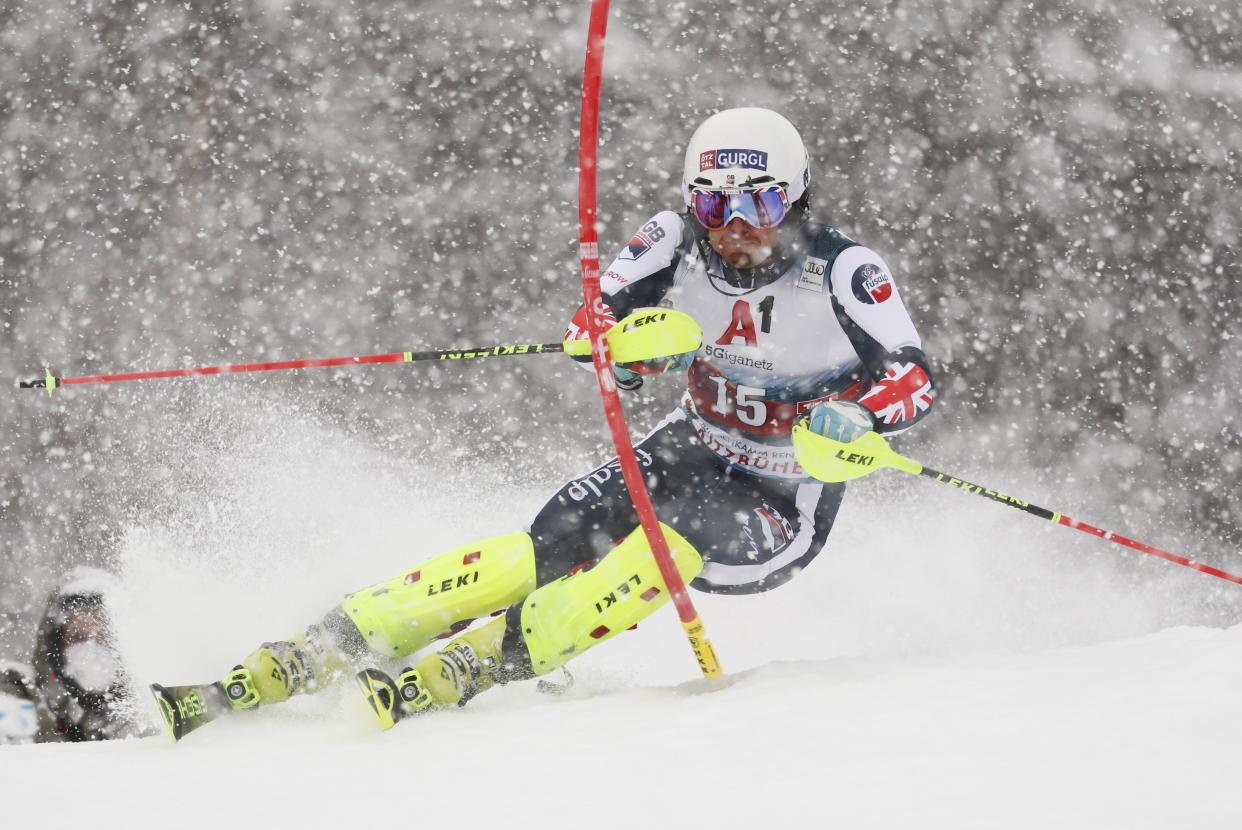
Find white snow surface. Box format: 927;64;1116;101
3;416;1241;829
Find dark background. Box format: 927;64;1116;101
2;0;1239;659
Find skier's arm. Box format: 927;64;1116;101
598;211;687;316
828;245;935;434
564;211;690;388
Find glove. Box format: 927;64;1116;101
564;303;618;364
802;400;876;443
613;351;695;391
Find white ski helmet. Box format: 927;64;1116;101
681;108;811;208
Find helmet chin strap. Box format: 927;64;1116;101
791;189;813;225
698;235;787;292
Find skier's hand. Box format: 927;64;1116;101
613;351;695;391
564;303;618;364
802;400;875;443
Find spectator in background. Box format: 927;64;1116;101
32;566;149;741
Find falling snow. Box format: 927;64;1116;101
0;2;1240;817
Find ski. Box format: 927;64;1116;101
150;667;256;742
150;681;232;741
355;667;411;730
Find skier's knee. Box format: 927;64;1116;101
339;531;538;658
514;523;703;676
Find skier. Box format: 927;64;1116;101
216;107;935;723
33;567;149;741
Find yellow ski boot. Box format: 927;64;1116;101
227;624;351;709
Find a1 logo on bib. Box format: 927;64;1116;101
798;256;827;292
851;263;893;304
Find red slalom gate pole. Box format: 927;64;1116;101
576;0;721;679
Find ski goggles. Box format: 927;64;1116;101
690;185;789;230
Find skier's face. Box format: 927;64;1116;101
707;216;780;269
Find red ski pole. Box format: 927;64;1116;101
792;423;1242;587
18;343;566;395
17;311;702;397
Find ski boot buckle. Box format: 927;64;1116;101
223;666;260;710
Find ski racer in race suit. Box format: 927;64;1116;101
222;108;935;720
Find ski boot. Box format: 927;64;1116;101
226;640;313;709
151;623;354;741
355;616;510;729
232;623;352;708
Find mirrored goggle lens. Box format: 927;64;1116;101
691;187;788;230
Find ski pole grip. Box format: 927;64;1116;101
18;369;58;395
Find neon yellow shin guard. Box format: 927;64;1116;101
403;523;703;712
519;522;703;676
341;532;538;660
